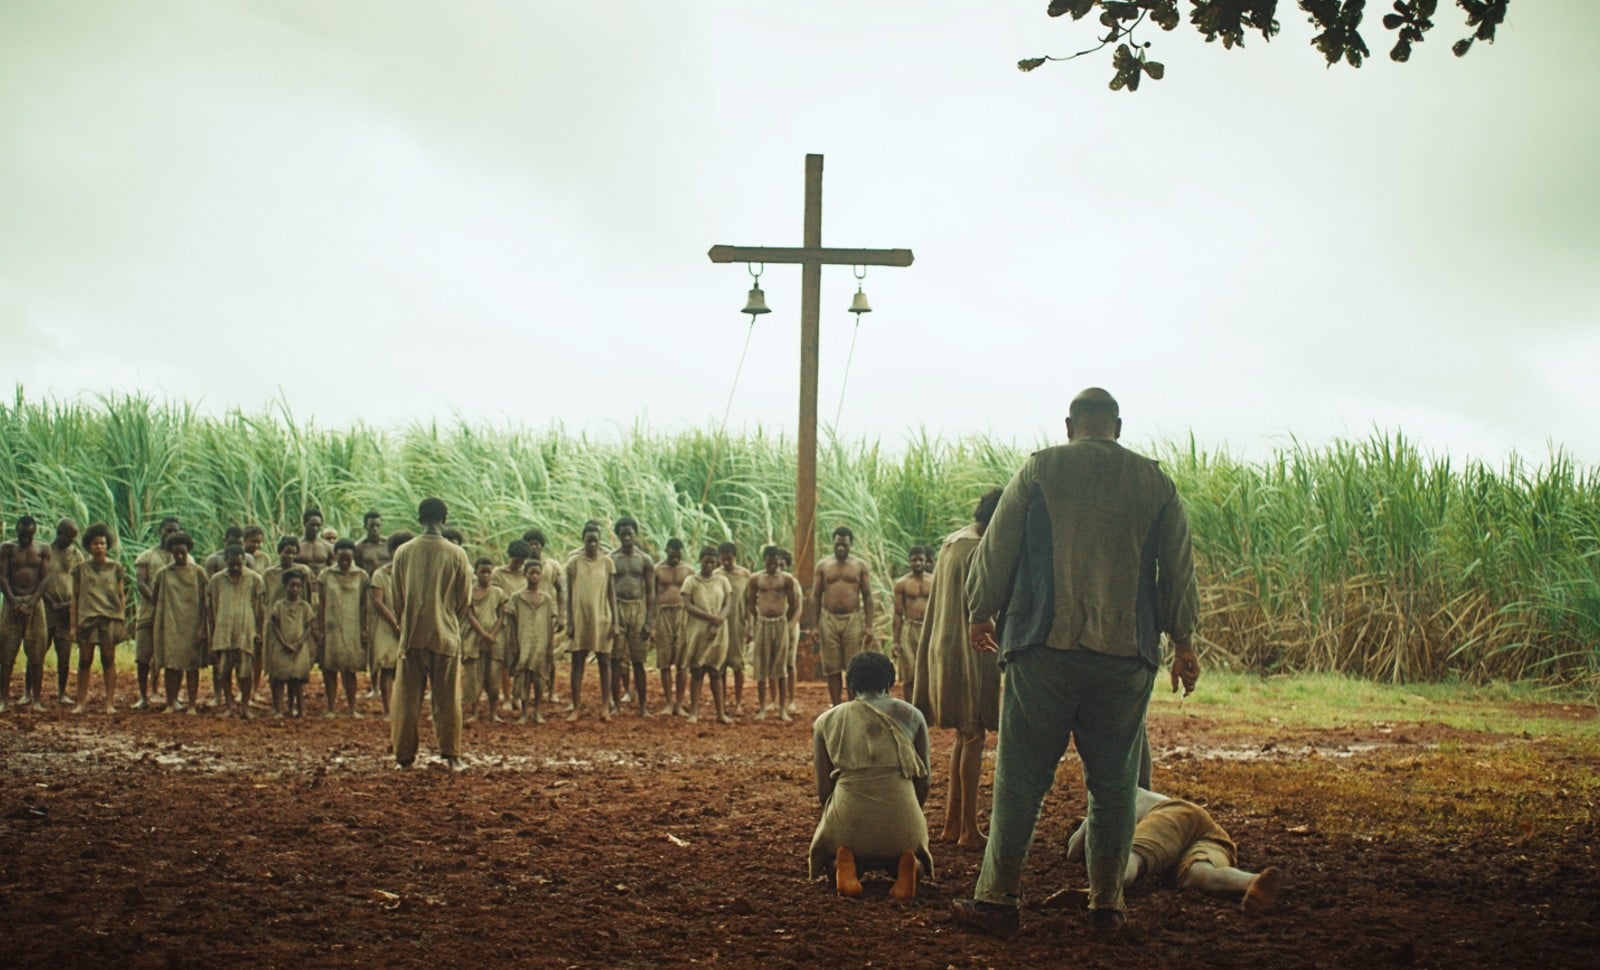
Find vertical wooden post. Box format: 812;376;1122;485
795;154;823;590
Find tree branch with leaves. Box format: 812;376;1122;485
1017;0;1511;91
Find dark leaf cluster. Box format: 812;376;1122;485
1109;42;1166;91
1453;0;1508;57
1190;0;1282;49
1302;0;1371;68
1381;0;1435;62
1020;0;1511;88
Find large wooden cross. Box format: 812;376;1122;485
708;153;914;589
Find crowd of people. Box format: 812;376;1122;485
0;504;938;731
2;386;1285;938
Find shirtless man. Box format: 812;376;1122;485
133;518;182;709
44;518;85;704
354;511;390;574
1;516;52;712
718;542;753;715
652;538;694;716
610;517;655;717
1062;788;1284;916
204;526;247;576
804;526;876;708
295;507;336;571
780;549;801;716
241;525;266;570
746;545;800;721
891;546;932;703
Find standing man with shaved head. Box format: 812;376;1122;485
390;497;473;771
951;388;1201;940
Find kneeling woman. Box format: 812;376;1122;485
808;651;934;899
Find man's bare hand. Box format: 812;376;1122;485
968;619;998;654
1170;641;1199;696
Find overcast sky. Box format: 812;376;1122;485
3;1;1596;465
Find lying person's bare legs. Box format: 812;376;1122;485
1180;861;1284;915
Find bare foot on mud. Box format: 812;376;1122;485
1242;867;1283;916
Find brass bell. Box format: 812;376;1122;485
742;284;771;317
848;285;872;316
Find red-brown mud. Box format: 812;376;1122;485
1;682;1595;968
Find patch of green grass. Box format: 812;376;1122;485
1151;670;1600;742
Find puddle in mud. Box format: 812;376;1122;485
15;722;788;777
1161;741;1433;762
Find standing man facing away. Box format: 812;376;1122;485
951;388;1201;940
803;526;876;708
390;497;473;771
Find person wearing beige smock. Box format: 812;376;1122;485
205;547;265;718
131;519;180;709
368;530;411;716
681;546;733;724
152;534;208;713
809;651;933;900
565;525;617;722
389;498;473;771
952;388;1201;941
319;540;369;717
912;488;1003;849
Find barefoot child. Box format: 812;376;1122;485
491;540;531;715
205;546;265;718
266;570;316;716
508;558;558;724
318;539;368;717
464;557;507;721
69;523;126;713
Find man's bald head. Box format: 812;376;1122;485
1067;387;1121;440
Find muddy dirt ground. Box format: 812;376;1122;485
2;675;1596;969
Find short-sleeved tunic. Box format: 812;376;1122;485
565;554;615;656
368;564;401;670
318;566;369;672
152;562;207;671
507;588;556;689
266;599;316;681
206;570;264;655
681;571;732;670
